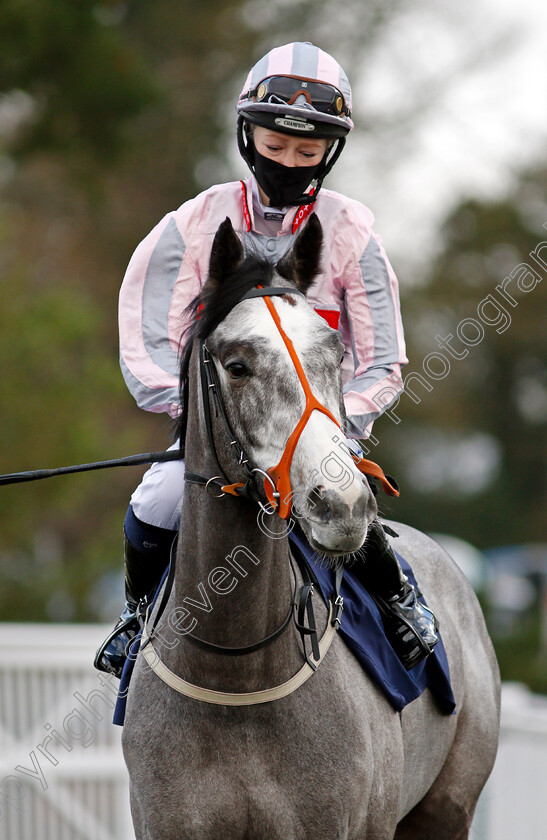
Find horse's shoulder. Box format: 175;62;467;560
382;519;451;556
382;519;475;604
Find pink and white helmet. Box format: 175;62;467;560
237;42;354;139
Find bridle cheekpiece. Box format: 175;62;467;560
190;284;398;517
194;284;344;520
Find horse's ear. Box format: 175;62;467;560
208;217;244;284
276;214;323;295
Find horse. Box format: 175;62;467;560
121;215;500;839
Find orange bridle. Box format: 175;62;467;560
259;290;398;517
203;285;399;516
260;293;342;518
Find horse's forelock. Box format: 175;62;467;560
175;255;278;448
196;255;275;342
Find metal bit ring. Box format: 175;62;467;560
205;476;226;498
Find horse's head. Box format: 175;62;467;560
181;215;376;557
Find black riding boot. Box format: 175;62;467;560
94;512;175;678
359;519;439;670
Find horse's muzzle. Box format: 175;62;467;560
297;478;377;555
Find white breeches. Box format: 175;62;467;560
130;441;185;531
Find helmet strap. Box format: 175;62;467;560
237;116;254;169
318;135;346;182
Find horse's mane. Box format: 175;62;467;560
175;254;276;452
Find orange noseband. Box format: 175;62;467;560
205;285;399;516
258;290;399;517
261;292;342;518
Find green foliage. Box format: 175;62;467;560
0;0;259;622
0;0;544;702
489;612;547;695
0;0;160;164
377;165;547;551
370;166;547;695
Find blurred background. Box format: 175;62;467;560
0;0;545;688
0;2;546;838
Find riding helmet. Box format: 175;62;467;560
236;42;354;203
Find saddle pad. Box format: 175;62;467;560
113;537;456;725
289;528;456;715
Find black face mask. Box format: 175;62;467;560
252;148;321;207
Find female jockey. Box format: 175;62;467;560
95;42;438;678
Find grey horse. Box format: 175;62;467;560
122;216;500;839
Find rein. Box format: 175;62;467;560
1;281;395;705
194;284;311;514
199;282;340;519
0;449;184;487
137;283;388;705
1;286;397;505
140;602;340;707
141;534;343;662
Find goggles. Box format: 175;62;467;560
247;76;351;118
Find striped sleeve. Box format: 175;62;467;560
118;214;198;417
341;232;407;438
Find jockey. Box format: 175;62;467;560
95;42;439;678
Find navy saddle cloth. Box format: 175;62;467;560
114;533;455;725
289;528;455;715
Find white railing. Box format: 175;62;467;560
473;682;547;840
0;623;133;840
1;623;546;839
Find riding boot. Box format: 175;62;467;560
359;519;439;670
94;511;175;678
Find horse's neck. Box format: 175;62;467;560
163;337;302;675
176;485;291;637
160;347;302;689
167;486;297;689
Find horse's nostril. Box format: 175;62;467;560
307;485;331;523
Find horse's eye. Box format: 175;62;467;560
226;362;249;379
